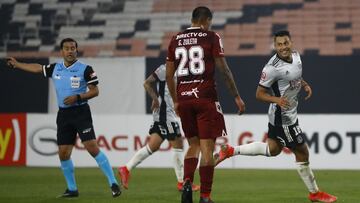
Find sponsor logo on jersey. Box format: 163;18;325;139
179;79;204;84
297;135;304;143
70;76;80;88
181;88;199;98
176;32;207;40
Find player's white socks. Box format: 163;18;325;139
296;162;319;193
126;144;153;171
172;148;184;182
233;142;270;156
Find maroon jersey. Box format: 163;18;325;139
167;27;224;102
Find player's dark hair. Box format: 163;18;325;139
60;38;78;49
274;30;291;40
192;6;213;22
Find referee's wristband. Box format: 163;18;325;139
76;94;82;104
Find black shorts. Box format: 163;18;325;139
149;121;181;141
268;120;305;149
56;104;96;145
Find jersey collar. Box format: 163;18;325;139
276;54;293;64
186;27;202;30
63;60;78;69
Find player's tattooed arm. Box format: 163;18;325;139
144;74;160;111
215;57;245;114
215;57;239;97
166;61;180;116
165;61;177;103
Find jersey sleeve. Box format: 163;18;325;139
84;65;99;86
42;63;56;78
166;36;176;62
152;64;166;81
259;64;278;88
212;32;225;57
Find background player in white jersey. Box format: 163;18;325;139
214;30;337;203
118;64;199;191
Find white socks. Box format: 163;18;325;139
296;162;319;193
172;148;184;182
233;142;270;156
126;144;152;171
125;144;184;184
233;143;319;193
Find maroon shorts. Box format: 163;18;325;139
178;99;227;139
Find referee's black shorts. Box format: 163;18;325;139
56;103;96;145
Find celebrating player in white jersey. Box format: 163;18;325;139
118;64;199;192
214;30;337;203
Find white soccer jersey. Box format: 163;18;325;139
152;64;177;123
259;51;303;126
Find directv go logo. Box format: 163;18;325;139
0;114;26;166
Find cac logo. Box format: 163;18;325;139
29;127;58;156
0;114;26;166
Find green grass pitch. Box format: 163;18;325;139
0;167;359;203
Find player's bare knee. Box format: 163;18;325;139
293;144;309;162
148;144;160;152
187;146;200;157
200;155;214;166
84;143;100;157
171;139;184;149
295;152;309;162
202;159;213;166
88;149;100;157
58;150;71;160
269;147;282;156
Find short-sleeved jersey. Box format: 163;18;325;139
167;27;224;102
42;60;99;108
259;51;303;126
152;64;177;123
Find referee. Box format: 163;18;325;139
7;38;121;198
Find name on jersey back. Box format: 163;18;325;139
179;38;197;46
176;32;207;46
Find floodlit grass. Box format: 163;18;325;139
0;167;358;203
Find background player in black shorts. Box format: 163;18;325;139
118;64;199;192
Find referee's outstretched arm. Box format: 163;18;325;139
6;57;42;73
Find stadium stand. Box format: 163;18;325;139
1;0;360;57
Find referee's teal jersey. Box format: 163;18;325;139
42;60;99;108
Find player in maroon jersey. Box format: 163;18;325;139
165;6;246;203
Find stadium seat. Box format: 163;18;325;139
1;0;360;57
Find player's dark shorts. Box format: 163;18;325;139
56;103;96;145
149;121;181;141
178;98;226;139
268;119;305;149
